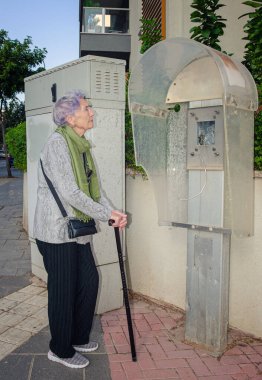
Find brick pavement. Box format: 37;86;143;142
101;298;262;380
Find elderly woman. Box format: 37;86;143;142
34;90;127;369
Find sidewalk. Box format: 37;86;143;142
0;174;261;379
102;298;262;380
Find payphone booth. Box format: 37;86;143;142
129;38;258;354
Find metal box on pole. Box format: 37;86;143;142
25;55;126;314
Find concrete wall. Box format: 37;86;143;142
129;0;142;69
166;0;251;61
126;175;262;338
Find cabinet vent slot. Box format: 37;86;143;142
95;70;102;92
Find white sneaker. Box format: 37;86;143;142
73;341;99;353
48;350;89;368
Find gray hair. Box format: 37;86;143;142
53;90;87;126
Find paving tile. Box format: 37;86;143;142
111;332;129;346
220;354;251;365
254;345;262;355
23;294;48;308
210;364;242;375
16;316;48;333
103;325;125;334
166;349;199;359
238;344;257;355
187;357;211;376
247;353;262;363
122;360;145;379
176;367;198;380
251;376;262;380
225;347;244;355
0;327;31;345
154;358;188;369
109;361;123;371
115;345;133;354
3;240;29;251
31;306;48;321
159;317;177;330
0;324;9;334
231;374;250;380
18;284;45;295
111;369;128;379
143;368;179;378
0;298;19;312
198;376;233;380
134;319;151;332
30;355;83;380
0;341;16;360
5;291;32;303
106;345;117;354
0;354;32;380
138;357;156;370
0;311;26;327
109;353;132;362
14;328;50;354
239;363;259;377
84;354;111;379
145;344;167;359
143;312;162;325
0;274;30;298
8;302;40;317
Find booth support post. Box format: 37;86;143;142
185;228;231;354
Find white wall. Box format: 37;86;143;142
166;0;251;60
126;175;262;338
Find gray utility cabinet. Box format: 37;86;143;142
25;55;126;314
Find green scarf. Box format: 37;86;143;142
56;125;101;222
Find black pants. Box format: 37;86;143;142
36;240;99;358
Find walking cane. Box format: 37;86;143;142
108;219;137;362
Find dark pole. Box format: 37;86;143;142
108;220;137;362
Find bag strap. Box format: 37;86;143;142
40;159;68;218
83;152;93;185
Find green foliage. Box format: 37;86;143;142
4;100;25;130
0;29;46;176
254;111;262;170
83;0;100;6
190;0;227;51
0;30;47;101
6;122;27;171
240;0;262;89
125;17;163;177
239;0;262;169
139;18;162;54
125;75;146;177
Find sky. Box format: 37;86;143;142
0;0;79;69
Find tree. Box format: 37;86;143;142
139;18;163;54
0;30;47;177
190;0;227;51
239;1;262;169
3;99;25;136
6;122;27;171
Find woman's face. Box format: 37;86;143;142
67;98;94;135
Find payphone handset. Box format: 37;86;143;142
187;105;224;171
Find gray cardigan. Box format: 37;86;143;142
33;132;113;244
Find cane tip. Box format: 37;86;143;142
132;356;137;362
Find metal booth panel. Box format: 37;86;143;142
186;230;230;353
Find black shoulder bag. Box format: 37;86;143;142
40;153;97;238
